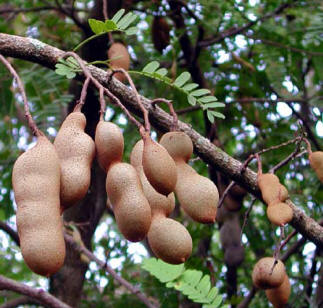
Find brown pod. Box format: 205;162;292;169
54;112;95;210
12;136;65;276
219;216;241;249
95;120;124;172
224;245;244;267
142;136;177;196
309;151;323;183
278;185;288;202
152;16;170;53
252;257;286;289
107;42;130;82
160;132;218;223
131;140;175;216
266;202;293;226
258;173;281;205
130;140;192;264
265;274;291;308
147;215;192;264
106;162;151;242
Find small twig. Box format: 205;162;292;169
109;68;150;134
64;233;158;308
74;77;91;112
151;98;178;131
99;87;106;118
0;222;20;246
240;197;257;238
303;138;313;155
280;230;297;251
62;52;143;130
0;54;41;137
0;275;71;308
255;153;262;176
218;181;236;209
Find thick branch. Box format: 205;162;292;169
0;275;71;308
0;33;322;248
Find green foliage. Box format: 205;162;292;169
130;61;225;122
142;258;228;308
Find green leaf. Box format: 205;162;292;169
155;68;168;76
207;110;214;123
188;95;197;106
117;12;136;30
173;72;191;88
105;20;118;31
191;89;211;97
142;61;160;73
141;258;184;283
209;110;225;119
125;27;138;35
182;83;199;92
199;96;218;103
206;287;219;302
196;275;211;297
88;19;107;34
111;9;125;23
202;102;225;109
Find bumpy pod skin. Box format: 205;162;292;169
12;136;66;276
258;174;281;205
95;121;124;172
175;161;218;223
130;140;175;216
147;216;192;264
265;274;291;308
266;202;293;226
142;136;177;196
106;163;151;242
309;151;323;183
160;132;219;223
54;112;95;210
252;257;286;289
107;42;130;82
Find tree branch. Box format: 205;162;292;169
0;275;71;308
64;234;158;308
0;222;20;246
0;33;322;248
0;296;40;308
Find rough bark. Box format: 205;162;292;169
0;33;322;247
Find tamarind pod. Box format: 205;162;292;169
106;162;151;242
107;42;130;82
258;173;281;205
142;136;177;196
54;112;95;210
95;121;124;172
309;151;323;183
147;215;192;264
265;274;291;308
130;140;175;216
13;136;65;276
224;245;245;267
152;16;170;53
266;202;293;226
252;257;286;289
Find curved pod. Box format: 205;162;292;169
95;121;124;172
309;151;323;183
108;42;130;82
265;274;291;308
106;162;151;242
54;112;95;210
13;136;65;276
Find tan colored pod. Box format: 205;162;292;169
278;185;288;202
258;173;281;205
175;161;218;223
95;120;124;172
142;136;177;196
12;136;65;276
252;257;285;289
54;112;95;210
220;216;241;249
106;162;151;242
309;151;323;183
266;202;293;226
160;132;219;223
265;274;291;308
147;215;192;264
108;42;130;82
130;140;175;216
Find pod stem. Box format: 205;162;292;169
0;54;42;137
303;138;312;155
74;77;91;112
108;68;150;132
151;98;178;131
62;52;143;130
255;153;263;176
